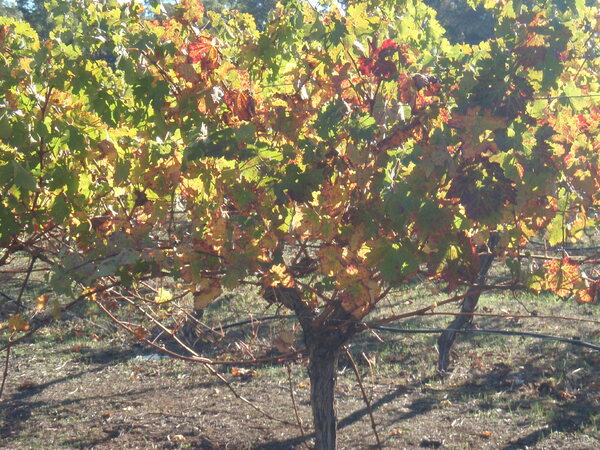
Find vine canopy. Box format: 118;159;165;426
0;0;598;333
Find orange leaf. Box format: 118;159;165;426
558;390;576;399
542;258;580;297
576;281;598;304
231;367;259;377
36;294;49;311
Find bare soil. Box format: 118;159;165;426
1;266;599;449
2;311;599;449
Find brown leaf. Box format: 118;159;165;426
193;278;222;309
8;314;30;332
223;89;255;121
132;326;150;342
272;330;295;353
514;45;547;69
174;62;200;83
17;380;34;390
98;139;117;161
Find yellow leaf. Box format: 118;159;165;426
156;288;173;303
263;264;295;288
82;287;97;301
317;245;345;277
51;298;62;320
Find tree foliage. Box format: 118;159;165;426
1;0;598;447
425;0;495;44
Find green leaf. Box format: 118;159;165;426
548;214;564;247
0;204;18;244
327;19;347;46
315;101;346;140
68;126;86;154
50;195;71;223
48;165;73;191
11;160;38;191
348;114;377;142
378;244;419;283
114;159;131;185
0;116;12;140
563;82;588;110
184;129;248;164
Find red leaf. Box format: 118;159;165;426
358;56;374;76
373;59;397;80
359;39;399;79
376;39;398;58
188;38;220;71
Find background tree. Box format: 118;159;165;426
0;1;21;19
424;0;494;44
15;0;48;38
193;0;277;27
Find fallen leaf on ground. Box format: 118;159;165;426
231;367;259;377
558;390;576;399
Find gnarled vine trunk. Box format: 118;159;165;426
307;338;342;450
437;234;499;373
302;325;351;449
265;286;352;449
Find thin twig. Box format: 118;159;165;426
0;345;10;401
369;326;600;352
343;347;381;449
426;311;600;324
0;282;123;352
286;363;309;448
0;256;36;400
94;299;297;426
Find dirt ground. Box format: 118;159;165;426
1;268;599;449
2;317;599;449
